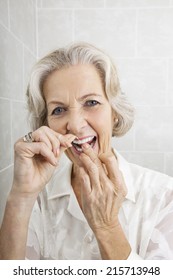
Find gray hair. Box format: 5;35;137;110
26;42;134;137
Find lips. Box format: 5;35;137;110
72;136;96;153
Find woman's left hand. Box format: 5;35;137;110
77;143;127;233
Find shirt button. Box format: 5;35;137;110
86;234;93;243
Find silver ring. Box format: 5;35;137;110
23;132;34;143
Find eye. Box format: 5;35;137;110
52;107;66;115
85;100;100;107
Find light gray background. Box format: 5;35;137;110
1;0;173;223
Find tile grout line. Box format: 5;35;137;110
7;0;10;30
134;9;138;58
165;58;169;106
36;0;39;59
36;7;173;11
72;9;75;43
0;21;36;57
0;164;14;174
0;97;26;103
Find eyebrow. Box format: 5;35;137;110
47;93;102;106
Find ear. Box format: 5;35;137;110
111;110;118;125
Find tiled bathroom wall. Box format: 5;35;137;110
0;0;36;223
1;0;173;223
36;0;173;177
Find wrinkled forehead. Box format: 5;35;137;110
43;64;107;102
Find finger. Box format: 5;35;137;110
59;134;77;148
32;129;52;150
99;152;127;196
15;139;58;167
31;128;60;158
79;152;100;191
32;127;76;157
24;142;58;166
82;143;111;186
79;167;91;196
58;134;77;156
99;152;118;182
35;127;75;155
82;143;103;169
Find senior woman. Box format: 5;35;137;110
0;43;173;260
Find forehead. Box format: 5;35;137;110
43;64;104;96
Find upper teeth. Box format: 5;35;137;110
72;136;95;145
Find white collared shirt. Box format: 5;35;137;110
26;150;173;260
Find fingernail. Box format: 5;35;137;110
82;143;90;149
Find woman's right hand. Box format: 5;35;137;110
11;126;76;199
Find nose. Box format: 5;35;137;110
66;108;87;135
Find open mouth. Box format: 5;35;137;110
72;136;96;153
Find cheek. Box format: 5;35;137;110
91;109;113;133
48;118;66;134
92;109;113;152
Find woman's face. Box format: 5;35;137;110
43;64;115;166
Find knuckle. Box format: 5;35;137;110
116;182;127;197
33;129;44;141
40;142;46;150
93;156;99;165
88;164;98;175
93;156;102;169
37;126;49;137
105;155;115;164
108;155;115;162
99;153;114;163
41;125;49;132
14;141;22;152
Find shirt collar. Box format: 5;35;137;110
47;154;72;199
114;150;136;203
47;150;136;221
47;150;136;202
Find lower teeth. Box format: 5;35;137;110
73;137;96;152
75;146;82;152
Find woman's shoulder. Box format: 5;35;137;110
116;150;173;197
130;161;173;190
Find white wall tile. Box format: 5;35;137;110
116;58;167;106
0;25;23;99
75;9;136;57
106;0;170;7
0;0;9;27
138;8;173;57
9;0;36;54
37;0;42;7
42;0;104;8
0;99;12;170
23;47;36;96
135;106;173;152
0;167;13;225
111;128;134;151
38;9;73;57
121;152;164;173
165;153;173;177
12;101;29;145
